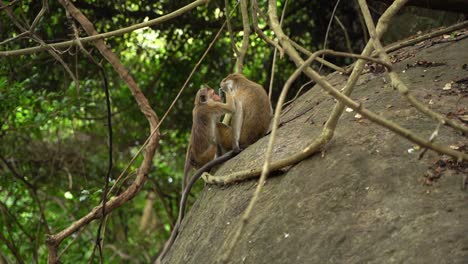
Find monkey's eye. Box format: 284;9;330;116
199;95;207;103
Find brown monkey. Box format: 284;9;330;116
157;87;236;263
220;73;272;152
182;86;235;190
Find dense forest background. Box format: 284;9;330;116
0;0;465;263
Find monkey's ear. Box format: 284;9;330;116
199;94;207;103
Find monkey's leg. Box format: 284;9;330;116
231;103;243;153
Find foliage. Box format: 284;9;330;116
0;0;457;262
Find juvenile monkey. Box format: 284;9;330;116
157;87;236;263
220;73;272;152
182;85;235;190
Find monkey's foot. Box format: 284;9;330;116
201;172;213;183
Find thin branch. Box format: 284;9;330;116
318;0;341;72
358;0;468;134
29;0;48;33
0;0;80;91
225;0;239;56
251;0;283;57
218;49;391;262
108;15;228;199
152;180;176;228
354;0;369;44
0;0;20;10
156;150;239;264
153;19;232;264
0;231;24;264
235;0;251;73
289;39;346;73
334;16;353;54
267;0;288;100
46;0;163;262
0;0;209;57
384;20;468;54
282;80;313;109
0;154;51;234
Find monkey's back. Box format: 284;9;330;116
238;82;271;147
190;109;217;168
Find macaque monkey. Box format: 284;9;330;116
182;85;235;190
220;73;272;152
157;87;236;263
157;76;271;263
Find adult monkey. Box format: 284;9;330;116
220;73;272;152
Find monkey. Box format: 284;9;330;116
220;73;272;152
156;76;272;263
156;86;237;264
181;85;235;191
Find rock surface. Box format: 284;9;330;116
163;32;468;264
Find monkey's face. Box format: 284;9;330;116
196;87;221;106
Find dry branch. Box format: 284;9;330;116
225;0;239;56
358;0;468;134
235;0;251;73
251;0;283;56
0;0;209;57
44;0;174;261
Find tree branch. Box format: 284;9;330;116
235;0;251;73
0;0;209;57
45;0;164;261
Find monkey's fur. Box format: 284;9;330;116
182;86;234;190
220;73;272;151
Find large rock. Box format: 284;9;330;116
163;33;468;264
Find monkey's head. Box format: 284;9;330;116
220;73;248;93
195;85;221;107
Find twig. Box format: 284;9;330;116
384;20;468;54
0;230;24;264
225;0;239;56
267;0;288;100
65;8;113;261
0;154;51;234
289;39;346;73
0;0;20;10
29;0;48;33
334;16;353;54
0;0;209;57
46;0;163;262
319;0;341;72
0;0;80;91
251;0;283;57
282;80;314;109
354;0;369;44
271;0;467;160
204;50;391;186
152;181;176;228
358;0;467;134
108;15;228;198
235;0;251;73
